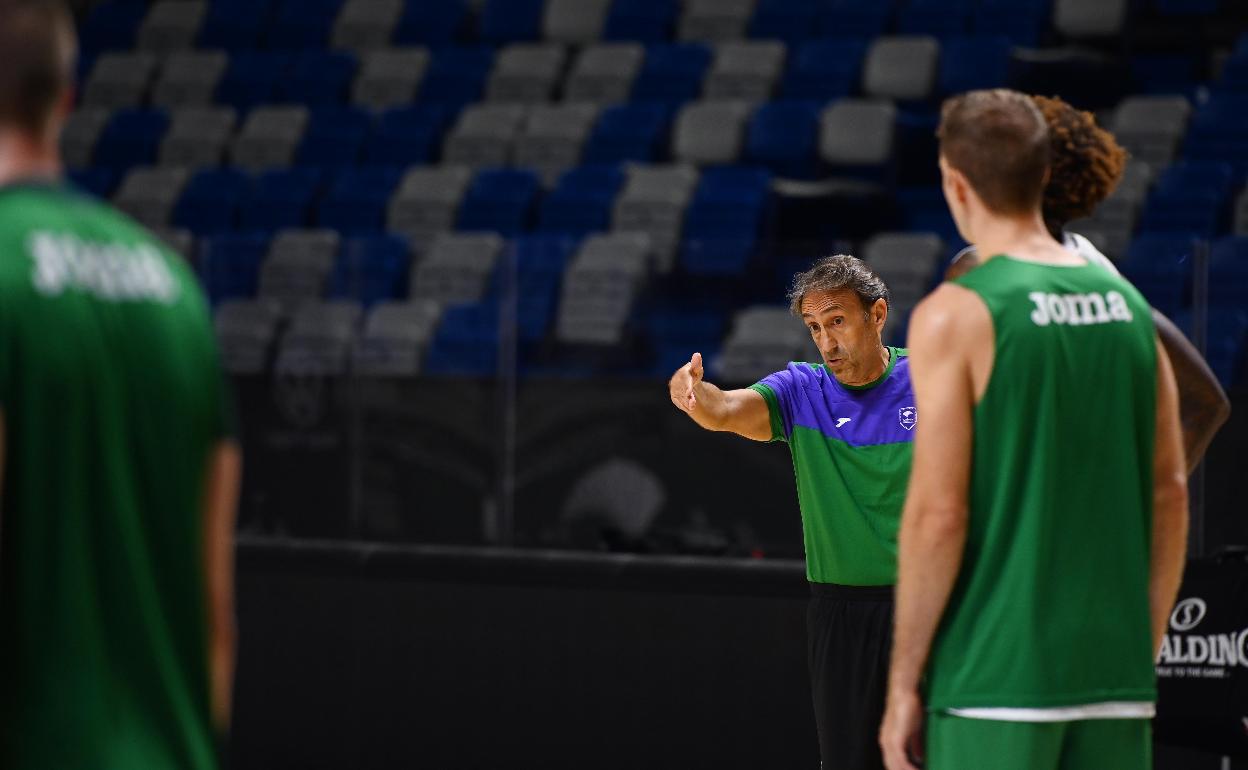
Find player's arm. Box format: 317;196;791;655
1152;311;1230;474
880;285;984;770
1149;336;1189;656
202;440;241;733
668;352;772;441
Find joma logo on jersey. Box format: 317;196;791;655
1028;290;1133;327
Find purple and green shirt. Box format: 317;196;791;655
749;348;914;585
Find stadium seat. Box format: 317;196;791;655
353;300;444;375
704;41;787;101
151;50;228;108
565;43;646;104
681;167;772;276
423;302;502;376
393;0;467;45
239;168;324;230
673;101;756;166
198;232;270;303
1120;234;1197;316
748;0;818;44
678;0;755;42
1113;96;1191;169
364;105;449;167
442;103;528;168
351;48;430;109
631;43;712;105
582;103;671;164
456;169;541;236
480;0;545;44
113;166;190;228
861;232;944;316
265;0;345;49
897;0;973;38
135;1;207;52
539;165;626;236
486;43;567;103
296;106;372;168
93;108;169;171
276;51;358;106
215;52;291;112
1007;46;1131;111
197;0;273;49
557;232;652;345
416;46;494;107
159;106;236;167
150;227;195;260
938;36;1013;95
229;106;310;170
863;36;940;102
1182;94;1248;184
612;164;700;270
215;298;283;374
80;1;146;53
543;0;612;43
330;0;401;50
604;0;679;42
717;305;809;383
82;52;158;109
62;109;112;169
410;232;505;305
316;167;402;233
1210;237;1248;308
818;0;892;38
745;101;820;178
275;301;362;375
513;103;601;183
819;99;897;175
780;38;868;101
328;234;410;307
973;0;1049;45
387;165;475;240
1138;161;1234;237
1054;0;1129;38
258;229;342;311
173;168;251;233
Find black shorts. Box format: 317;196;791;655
808;582;895;770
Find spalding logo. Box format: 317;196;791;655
1170;597;1208;632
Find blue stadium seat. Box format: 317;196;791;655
297;107;373;168
974;0;1049;46
216;52;292;112
69;168;120;200
79;1;146;54
362;106;450;166
897;0;973;37
265;0;345;49
631;44;712;106
681;167;772;276
424;303;500;375
748;0;819;43
744;101;820;178
494;235;579;342
781;38;868;101
643;302;726;368
198;232;271;302
1210;236;1248;307
198;0;274;49
538;165;625;236
394;0;468;45
818;0;892;38
939;36;1013;95
457;169;542;236
93;108;169;171
316;167;402;233
328;234;409;306
239;168;323;230
1139;162;1234;237
1120;234;1198;316
1177;307;1248;388
173;169;251;233
582;103;671;164
604;0;678;42
896;186;959;245
479;0;545;43
1130;55;1200;97
417;47;494;108
277;51;358;106
1183;95;1248;183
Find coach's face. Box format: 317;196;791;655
800;289;888;386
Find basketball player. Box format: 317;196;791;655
669;255;913;769
879;90;1187;769
0;2;238;768
947;94;1229;471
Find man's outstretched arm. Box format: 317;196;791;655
1153;311;1230;474
668;352;772;441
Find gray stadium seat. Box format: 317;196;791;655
442;103;528;168
160;106;237;167
819;99;897;167
543;0;612;43
1112;96;1191;169
258;230;341;311
513;103;601;184
704;41;786;101
1065;160;1154;260
113;166;190;228
410;232;505;304
564;43;644;104
81;52;158;109
136;1;207;52
61;108;111;169
716;305;809;384
1054;0;1129;38
229;106;310;171
862;232;943;319
387;165;475;240
612;164;699;271
557;233;652;345
353;300;444;375
1236;188;1248;236
351;48;430;109
678;0;756;42
862;36;939;102
275;301;363;376
149;226;195;259
486;43;567;103
151;50;229;108
672;100;755;166
331;0;402;50
215;299;284;375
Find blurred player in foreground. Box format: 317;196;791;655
880;89;1187;770
670;255;912;769
0;2;238;767
947;93;1229;471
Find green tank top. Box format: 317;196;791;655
926;255;1158;711
0;183;229;769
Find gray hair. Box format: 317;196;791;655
787;254;890;317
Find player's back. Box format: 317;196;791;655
927;254;1158;711
0;182;224;769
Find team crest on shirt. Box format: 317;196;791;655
899;407;917;431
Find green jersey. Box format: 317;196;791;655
927;255;1158;711
751;349;915;585
0;183;228;769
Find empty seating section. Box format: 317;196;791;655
63;0;1248;385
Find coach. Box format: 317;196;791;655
668;254;914;770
